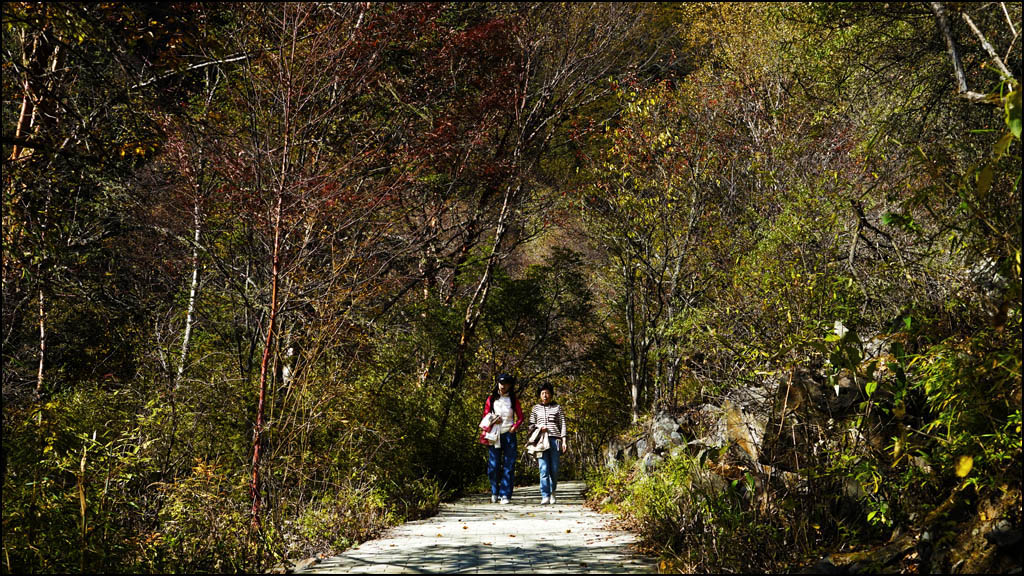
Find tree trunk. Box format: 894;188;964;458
250;192;282;531
34;287;45;398
175;197;201;390
435;182;518;458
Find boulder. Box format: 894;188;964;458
640;452;663;473
603;437;637;470
651;411;684;451
689;404;728;449
863;335;889;359
689;467;729;494
723;399;767;464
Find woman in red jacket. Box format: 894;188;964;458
481;373;524;504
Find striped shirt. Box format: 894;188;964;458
529;402;566;439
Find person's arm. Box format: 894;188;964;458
481;397;494;430
528;404;538;433
512;399;525;432
558;405;567;451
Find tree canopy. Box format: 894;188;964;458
3;2;1020;573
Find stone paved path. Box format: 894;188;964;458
295;481;657;574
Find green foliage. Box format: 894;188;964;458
2;2;1020;574
2;386;164;573
158;460;251;573
908;318;1022;491
589;453;796;572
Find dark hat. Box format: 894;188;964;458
497;373;516;385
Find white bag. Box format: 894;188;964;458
480;413;501;447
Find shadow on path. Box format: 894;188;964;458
294;481;656;574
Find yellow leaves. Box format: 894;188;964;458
890;437;902;461
955;455;973;478
118;142;155;158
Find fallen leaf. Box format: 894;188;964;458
566;529;572;533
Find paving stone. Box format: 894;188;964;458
295;481;655;574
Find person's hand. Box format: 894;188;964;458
560;442;567;454
540;426;547;432
510;425;518;433
494;415;503;423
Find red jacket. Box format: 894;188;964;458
480;395;524;433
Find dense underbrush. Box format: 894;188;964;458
587;315;1022;573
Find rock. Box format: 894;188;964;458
723;400;766;464
635;438;648;457
863;336;889;359
689;468;728;494
968;257;1009;298
651;412;683;450
677;405;719;438
604;437;640;469
604;441;623;469
729;386;772;414
640;452;663;473
985;520;1022;548
827;373;860;413
293;557;320;571
692;404;728;449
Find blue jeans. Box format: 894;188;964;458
487;432;517;498
538;437;560;498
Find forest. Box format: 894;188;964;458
2;2;1020;573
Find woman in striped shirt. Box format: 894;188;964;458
529;382;567;504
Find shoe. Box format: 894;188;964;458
550;495;556;505
540;497;550;505
500;496;510;505
491;495;498;503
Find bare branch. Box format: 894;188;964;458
1001;2;1018;38
928;3;997;103
130;52;252;90
961;11;1014;80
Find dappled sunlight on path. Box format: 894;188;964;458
295;481;656;574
